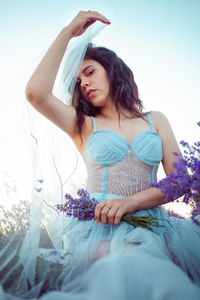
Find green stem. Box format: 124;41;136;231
121;214;167;232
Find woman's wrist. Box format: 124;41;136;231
62;25;75;40
125;194;139;213
126;187;166;212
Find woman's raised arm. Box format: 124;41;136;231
25;27;72;102
25;11;110;139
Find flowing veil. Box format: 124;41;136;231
0;21;107;299
1;17;200;300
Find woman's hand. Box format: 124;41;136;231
94;197;136;226
67;10;111;38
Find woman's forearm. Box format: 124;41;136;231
25;26;73;100
128;187;167;211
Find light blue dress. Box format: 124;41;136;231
1;112;200;299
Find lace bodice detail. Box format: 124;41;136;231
83;112;163;198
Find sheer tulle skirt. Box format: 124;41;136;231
1;192;200;299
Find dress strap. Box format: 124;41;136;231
91;116;97;132
146;112;156;133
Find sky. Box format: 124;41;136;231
0;0;200;213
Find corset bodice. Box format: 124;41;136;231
83;112;163;199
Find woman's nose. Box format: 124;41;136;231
81;78;90;89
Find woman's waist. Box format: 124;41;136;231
86;173;153;198
87;180;151;200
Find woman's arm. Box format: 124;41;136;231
127;187;166;211
25;12;110;140
25;27;72;100
127;111;182;211
25;11;109;101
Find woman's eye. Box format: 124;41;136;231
87;70;94;76
76;70;94;85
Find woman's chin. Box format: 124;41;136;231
92;102;105;108
89;99;106;107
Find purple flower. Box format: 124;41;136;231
56;188;99;221
56;189;165;231
151;121;200;225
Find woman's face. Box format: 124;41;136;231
77;59;111;107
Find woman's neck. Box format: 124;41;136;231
98;107;136;121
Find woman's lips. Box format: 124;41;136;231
87;90;97;98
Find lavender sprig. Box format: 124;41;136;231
151;121;200;225
56;188;165;231
121;213;166;231
56;189;98;221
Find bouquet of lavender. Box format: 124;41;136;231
56;188;164;231
151;122;200;225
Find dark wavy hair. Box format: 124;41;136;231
72;43;145;141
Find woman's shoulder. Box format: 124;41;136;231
147;110;173;136
145;111;170;133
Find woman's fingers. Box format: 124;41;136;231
94;201;106;223
99;206;110;224
82;19;96;32
95;199;125;225
87;10;111;24
112;208;124;225
67;11;111;38
107;206;119;224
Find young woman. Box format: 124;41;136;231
25;11;181;224
3;10;200;300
